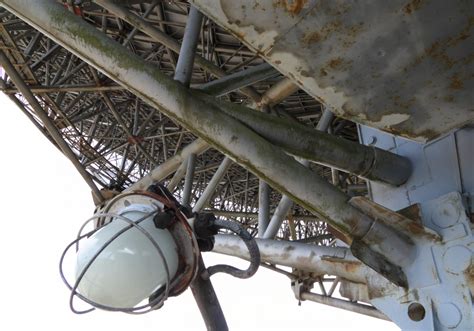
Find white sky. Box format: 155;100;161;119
0;92;398;330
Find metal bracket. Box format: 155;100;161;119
369;192;473;330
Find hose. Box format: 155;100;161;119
205;218;260;279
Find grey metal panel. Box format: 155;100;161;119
359;125;471;211
192;0;474;141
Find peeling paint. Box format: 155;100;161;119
194;0;474;142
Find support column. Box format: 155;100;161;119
263;109;333;239
257;180;270;237
171;5;228;330
193;156;232;212
182;153;196;206
173;6;202;86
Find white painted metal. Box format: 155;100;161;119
191;0;474;141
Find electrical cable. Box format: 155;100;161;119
205;218;260;279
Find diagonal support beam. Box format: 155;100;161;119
0;0;415;275
0;49;104;202
94;0;261;102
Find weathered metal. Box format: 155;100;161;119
262;108;332;239
262;158;308;239
370;192;473;330
166;157;189;192
173;6;202;87
213;234;376;284
197;63;277;97
257;180;270;237
255;77;299;108
203;210;320;222
182;153;197;207
94;0;261;102
357;124;473;330
0;0;416;270
191;0;474;142
359;125;474;212
126;138;209;192
193;156;232;212
172;8;228;329
0;50;104;202
190;258;229;331
218;100;412;186
298;291;389;321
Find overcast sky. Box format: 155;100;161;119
0;92;398;330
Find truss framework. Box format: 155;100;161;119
0;2;365;243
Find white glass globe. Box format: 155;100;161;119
75;204;179;309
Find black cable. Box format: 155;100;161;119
205;218;260;279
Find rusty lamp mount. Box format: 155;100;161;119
59;182;259;315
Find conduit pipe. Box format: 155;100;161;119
217;101;411;186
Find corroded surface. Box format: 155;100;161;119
192;0;474;141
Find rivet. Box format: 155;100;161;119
443;245;472;274
435;302;462;328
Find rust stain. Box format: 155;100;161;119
343;261;361;273
407;17;473;73
402;0;424;14
449;73;464;89
302;31;322;45
391;95;416;110
397;204;422;224
274;0;308;15
328;57;343;69
466;264;474;296
319;57;352;74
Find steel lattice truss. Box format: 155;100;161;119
0;1;366;242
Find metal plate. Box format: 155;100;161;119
192;0;474;141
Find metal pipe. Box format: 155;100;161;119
218;101;411;186
213;234;374;284
172;9;228;329
166;157;188;192
193;156;232;212
182;153;197;206
262;110;333;239
0;50;104;203
94;0;261;102
299;292;390;321
2;84;124;93
0;78;60;149
203;210;320;222
191;258;229;331
257;78;299;107
126;138;209;192
5;0;413;259
197;63;277;97
263;188;295;239
173;6;202;86
316;108;335;132
257;180;270;237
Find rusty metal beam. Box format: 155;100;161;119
0;0;415;277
